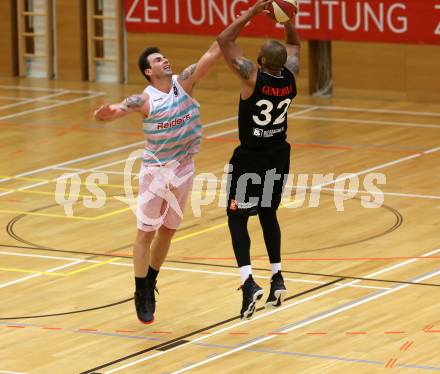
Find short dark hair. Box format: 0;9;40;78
138;47;160;82
260;40;287;71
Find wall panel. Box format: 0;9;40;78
0;0;18;76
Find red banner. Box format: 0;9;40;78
125;0;440;45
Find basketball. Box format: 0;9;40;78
266;0;298;23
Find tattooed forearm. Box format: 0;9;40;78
123;95;145;109
231;57;254;80
285;54;300;75
179;64;197;81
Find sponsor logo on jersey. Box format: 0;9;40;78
157;113;191;130
252;126;285;138
261;85;293;97
173;85;179;97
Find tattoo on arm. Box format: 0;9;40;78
231;57;254;80
179;63;198;81
285;54;300;75
123;95;146;110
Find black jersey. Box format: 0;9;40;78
238;67;296;149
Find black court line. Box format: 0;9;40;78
5;192;404;257
79;277;344;374
0;297;133;320
1;243;439;287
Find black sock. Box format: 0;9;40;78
146;266;159;282
135;276;146;291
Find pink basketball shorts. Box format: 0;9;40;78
136;158;194;232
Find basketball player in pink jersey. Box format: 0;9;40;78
94;42;222;324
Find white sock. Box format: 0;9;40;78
271;263;281;275
239;265;252;284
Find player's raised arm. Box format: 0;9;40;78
177;41;223;95
217;0;272;92
94;93;150;122
283;18;301;75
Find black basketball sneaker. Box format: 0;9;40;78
239;275;264;320
265;271;287;309
134;279;158;324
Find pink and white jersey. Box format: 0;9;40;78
143;75;202;165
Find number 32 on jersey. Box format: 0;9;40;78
252;98;292;127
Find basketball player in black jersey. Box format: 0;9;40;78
217;0;300;320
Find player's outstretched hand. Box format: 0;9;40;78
94;105;116;121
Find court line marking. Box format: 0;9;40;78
0;175;131;189
0;260;84;289
0;142;437;220
0;251;390;291
0;95;66;104
101;248;440;373
0;210;95;221
0;108;244;188
65;257;121;276
170;268;440;374
0;267;67;277
54;166;138;177
0;251;84;262
0;85;102;94
293;103;440;118
293;115;440;129
1;108;438;203
0;187;131;200
283;145;440;207
0;156;142;198
0;370;28;374
2;87;439;117
0;91;70;111
0;93;104;122
48;168;440;201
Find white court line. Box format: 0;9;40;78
0;251;389;291
159;266;390;290
0;251;85;262
0;85;102;95
205;107;319;138
294;115;440;129
172;269;440;374
0;91;70;111
0;141;145;185
0;260;83;289
53;166;139;177
0;109;245;186
203;115;238;128
0;156;140;198
50;167;440;201
293;103;440;118
103;247;440;373
283;146;440;208
0;95;64;102
322;187;440;200
0;92;104;121
0;370;28;374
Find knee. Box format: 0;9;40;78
135;229;155;243
159;225;176;238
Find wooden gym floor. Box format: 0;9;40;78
0;76;439;373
